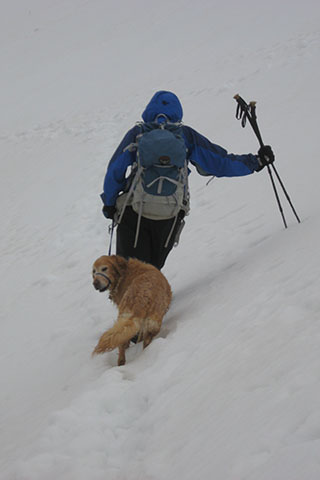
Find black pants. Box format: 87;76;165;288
116;207;182;269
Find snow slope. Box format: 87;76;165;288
1;1;320;479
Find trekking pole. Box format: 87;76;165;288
248;99;301;226
108;220;115;255
234;94;301;227
246;99;288;229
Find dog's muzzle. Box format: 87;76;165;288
93;272;111;292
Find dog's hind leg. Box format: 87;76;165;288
118;341;130;366
143;317;161;349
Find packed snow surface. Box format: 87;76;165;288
1;1;320;479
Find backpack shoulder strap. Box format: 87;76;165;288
122;122;145;153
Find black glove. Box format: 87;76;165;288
102;205;116;219
256;145;275;171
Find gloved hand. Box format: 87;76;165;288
256;145;275;171
102;205;116;219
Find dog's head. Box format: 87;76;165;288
92;255;127;293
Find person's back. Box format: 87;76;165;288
101;90;274;269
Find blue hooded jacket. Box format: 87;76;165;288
142;90;183;123
101;91;259;206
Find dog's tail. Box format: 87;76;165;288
92;314;140;355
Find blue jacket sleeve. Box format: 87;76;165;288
182;125;259;177
101;125;140;206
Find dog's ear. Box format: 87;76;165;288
110;255;127;278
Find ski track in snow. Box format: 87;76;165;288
1;1;320;479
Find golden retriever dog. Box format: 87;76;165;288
92;255;172;365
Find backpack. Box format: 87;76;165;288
116;119;190;248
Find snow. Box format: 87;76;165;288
1;0;320;479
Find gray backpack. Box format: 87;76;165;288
116;120;190;247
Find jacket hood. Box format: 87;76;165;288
142;91;183;123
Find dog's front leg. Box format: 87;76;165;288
118;341;130;366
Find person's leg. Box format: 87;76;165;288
116;207;152;263
149;216;184;269
117;208;185;270
116;207;153;345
